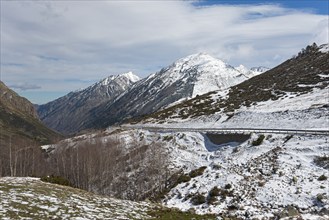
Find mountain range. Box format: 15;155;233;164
37;53;268;134
37;72;140;134
1;43;328;219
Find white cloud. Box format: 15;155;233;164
1;1;327;103
9;82;41;91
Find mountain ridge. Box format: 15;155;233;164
135;43;329;126
37;72;140;134
80;53;267;132
38;53;266;134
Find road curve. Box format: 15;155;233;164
121;126;329;136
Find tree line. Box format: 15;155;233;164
0;133;171;201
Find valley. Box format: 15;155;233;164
1;42;328;219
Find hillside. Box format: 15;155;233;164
137;43;329;127
37;72;140;134
39;126;329;219
31;43;329;219
0;81;61;177
0;81;60;144
0;177;216;220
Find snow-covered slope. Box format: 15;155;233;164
41;127;329;219
138;43;329;130
37;72;140;134
235;65;269;79
115;42;329;219
83;53;267;130
160;131;329;219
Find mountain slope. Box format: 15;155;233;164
138;43;329;124
83;53;266;130
37;72;140;134
0;177;216;219
0;80;60;144
0;177;153;219
0;81;61;177
39;126;329;219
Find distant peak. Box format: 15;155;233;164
100;75;116;86
99;72;140;86
174;52;227;69
183;52;214;60
319;43;329;53
250;66;270;72
117;71;141;82
236;64;249;70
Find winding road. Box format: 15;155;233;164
122;126;329;136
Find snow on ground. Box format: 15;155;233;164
39;124;328;219
0;177;153;220
78;128;329;219
138;86;329;130
157;132;329;219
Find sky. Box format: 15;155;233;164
1;0;328;104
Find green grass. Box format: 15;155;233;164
148;207;216;220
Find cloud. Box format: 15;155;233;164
1;1;327;103
9;83;42;91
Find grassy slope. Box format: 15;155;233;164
0;81;61;146
0;177;216;220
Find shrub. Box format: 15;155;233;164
191;193;206;205
318;174;328;181
189;166;207;178
207;186;220;205
207;196;217;205
41;175;72;187
212;164;221;170
232;147;239;153
162;135;173;142
292;176;298;184
317;193;325;202
252;135;265;146
209;186;220;197
176;174;191;185
224;183;232;189
314;155;329;169
258;181;266;187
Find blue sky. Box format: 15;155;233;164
197;0;329;14
1;0;328;104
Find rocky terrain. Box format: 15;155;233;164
37;72;140;134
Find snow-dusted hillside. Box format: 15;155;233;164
160;131;328;219
0;177;153;219
41;127;329;219
139;86;329;130
113;43;329;218
37;72;140;134
137;43;329;131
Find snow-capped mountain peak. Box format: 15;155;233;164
235;65;269;78
250;66;270;73
235;64;250;74
100;72;140;86
319;43;329;53
117;71;141;83
100;75;116;86
172;53;228;73
37;71;140;134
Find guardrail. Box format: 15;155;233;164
122;126;329;136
